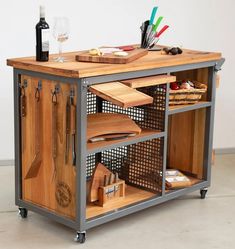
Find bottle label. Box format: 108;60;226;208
42;29;50;52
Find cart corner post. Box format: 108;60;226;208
13;68;23;205
75;78;88;232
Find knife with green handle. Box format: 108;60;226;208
147;16;164;47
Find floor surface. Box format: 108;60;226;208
0;154;234;249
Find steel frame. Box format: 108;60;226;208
13;58;223;233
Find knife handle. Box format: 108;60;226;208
156;25;169;38
150;6;158;25
153;16;163;32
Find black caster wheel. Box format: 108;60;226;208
19;207;28;218
74;232;86;244
200;189;208;199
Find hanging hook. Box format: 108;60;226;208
35;80;42;102
51;90;57;104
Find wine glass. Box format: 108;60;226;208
53;17;69;62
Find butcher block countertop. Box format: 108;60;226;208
7;46;221;78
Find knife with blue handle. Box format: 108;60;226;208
143;6;158;48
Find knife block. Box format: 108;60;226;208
97;180;125;207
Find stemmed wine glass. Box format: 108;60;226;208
53;17;69;62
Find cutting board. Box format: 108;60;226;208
121;75;176;88
87;113;141;142
89;163;113;202
89;82;153;108
75;48;148;64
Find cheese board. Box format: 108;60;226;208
75;48;148;64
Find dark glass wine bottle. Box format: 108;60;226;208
36;6;50;61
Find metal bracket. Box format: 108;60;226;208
37;80;42;91
55;83;60;93
81;78;89;86
70;87;75;97
23;79;28;88
19;79;28;89
214;58;225;72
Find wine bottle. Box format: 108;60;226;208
36;6;50;61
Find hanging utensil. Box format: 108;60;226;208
51;85;59;180
20;79;27;152
70;88;76;166
65;95;71;164
25;81;42;179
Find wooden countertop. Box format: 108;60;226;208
7;46;221;78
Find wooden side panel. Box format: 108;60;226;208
21;75;76;219
167;109;206;179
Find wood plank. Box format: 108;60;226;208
87;128;161;153
87;113;141;142
168;101;209;112
7;46;222;78
121;75;176;88
86;185;155;219
76;48;148;64
89;82;153;108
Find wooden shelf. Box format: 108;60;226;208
86;185;156;220
168;101;211;115
87;128;163;154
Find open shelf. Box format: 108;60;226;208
87;128;164;154
168;101;211;115
86;185;157;220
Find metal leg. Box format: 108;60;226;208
203;67;216;183
13;69;22;205
75;81;87;232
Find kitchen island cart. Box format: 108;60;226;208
7;47;224;243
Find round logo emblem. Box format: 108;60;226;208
55;182;72;207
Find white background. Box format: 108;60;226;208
0;0;234;160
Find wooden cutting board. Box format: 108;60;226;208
89;82;153;108
121;75;176;88
75;48;148;64
89;163;113;202
87;113;141;142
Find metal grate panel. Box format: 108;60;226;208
86;84;166;194
86;138;164;194
87;84;166;131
